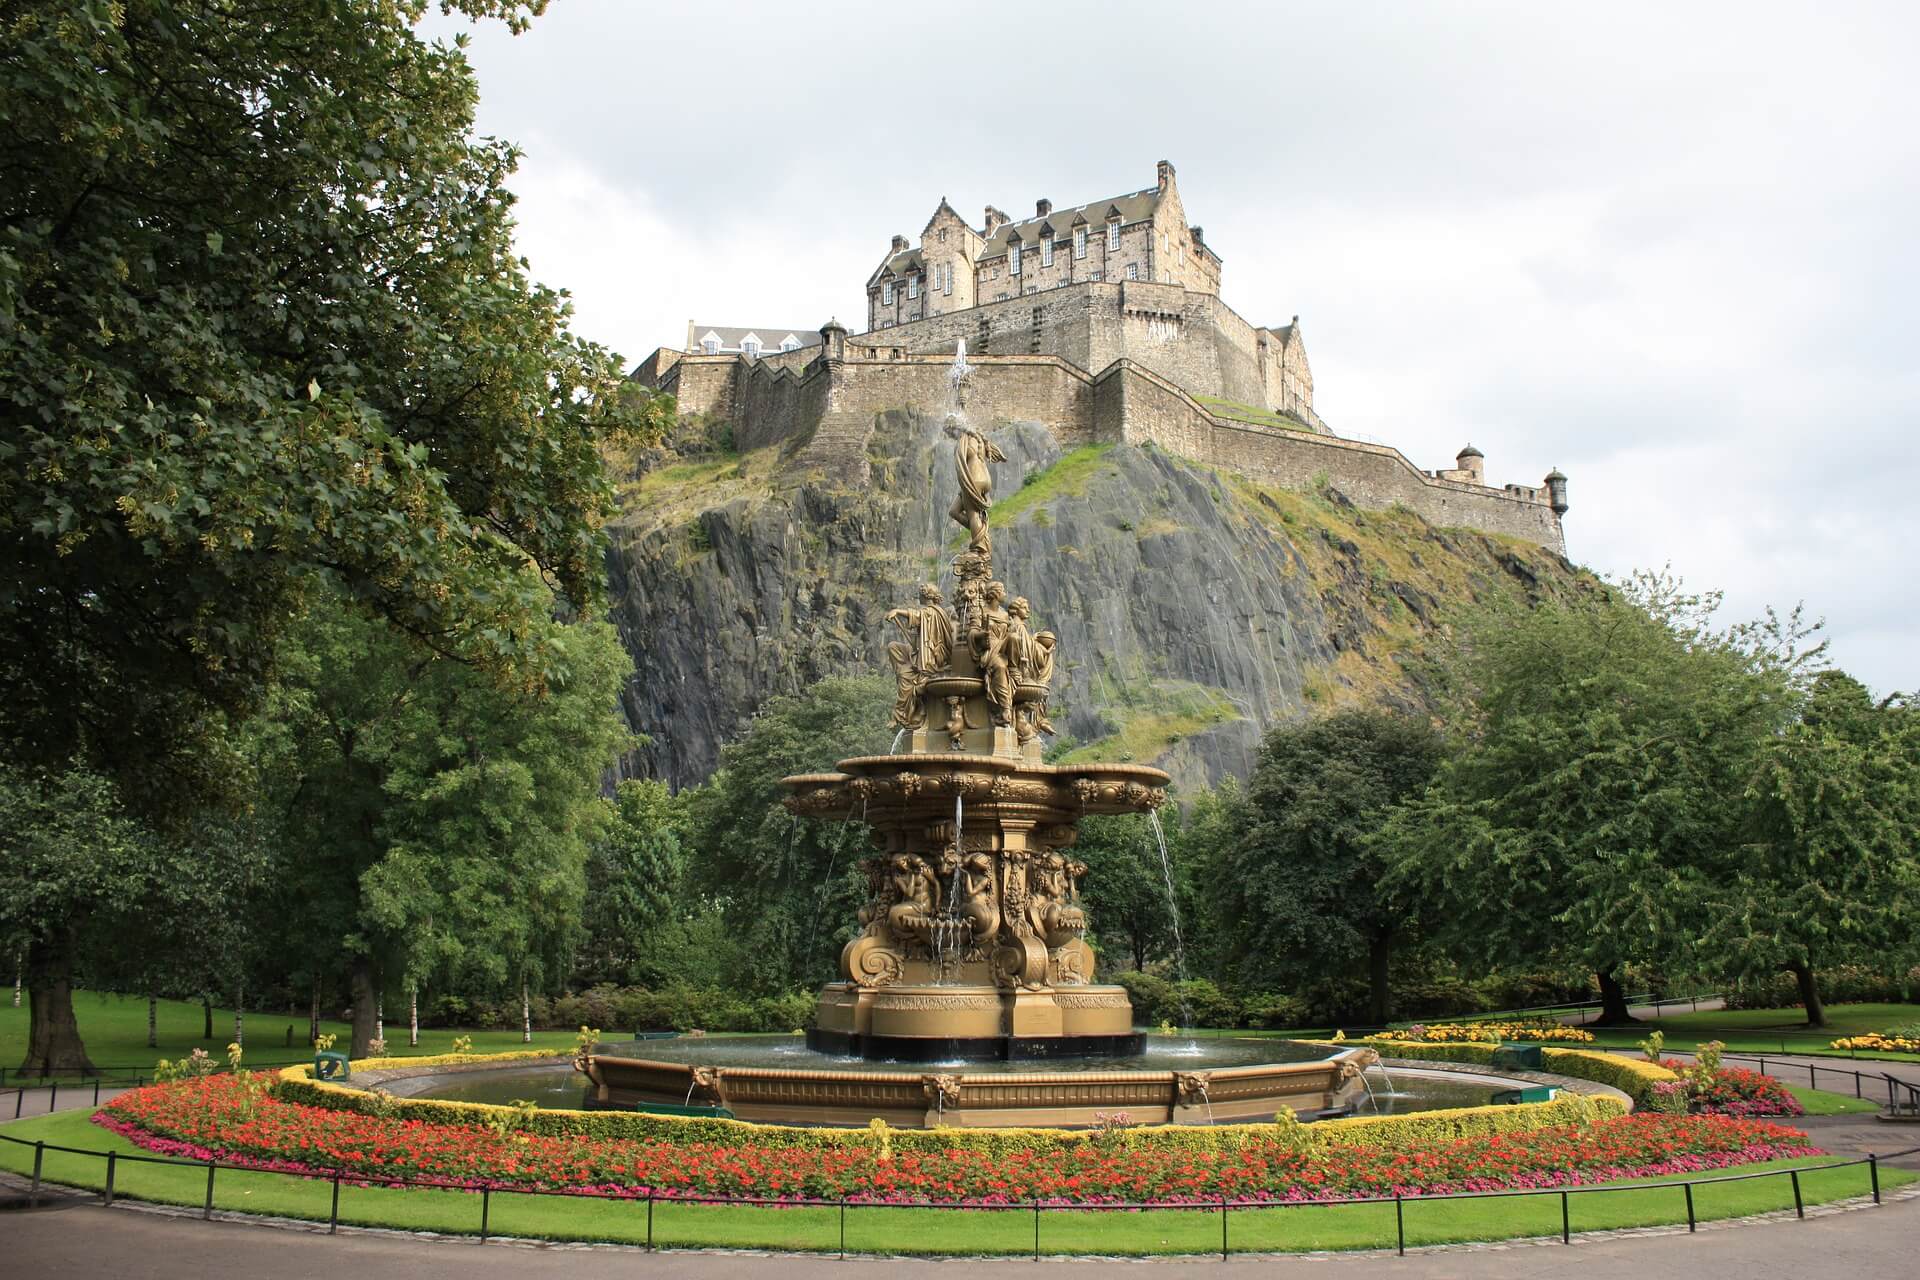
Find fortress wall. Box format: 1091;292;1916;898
732;360;819;451
659;356;737;423
827;356;1098;444
1104;362;1565;552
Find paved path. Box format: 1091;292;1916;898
0;1191;1916;1279
0;1083;134;1121
1560;997;1726;1025
1657;1048;1920;1100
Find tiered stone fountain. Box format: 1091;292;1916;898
583;349;1381;1124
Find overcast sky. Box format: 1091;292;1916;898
435;1;1917;694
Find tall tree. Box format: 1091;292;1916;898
1073;804;1197;976
1378;573;1805;1024
252;593;633;1055
1695;672;1920;1025
1207;710;1443;1024
685;678;894;996
1;1;667;1050
575;779;689;988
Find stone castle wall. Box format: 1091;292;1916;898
640;349;1566;553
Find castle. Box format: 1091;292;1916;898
633;162;1570;552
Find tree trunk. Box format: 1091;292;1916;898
147;993;158;1049
309;975;321;1047
233;980;244;1047
1790;962;1828;1027
12;961;20;1007
376;993;384;1043
201;995;213;1041
409;984;419;1048
349;957;378;1058
1366;932;1392;1027
521;979;532;1044
19;931;95;1077
1593;968;1636;1025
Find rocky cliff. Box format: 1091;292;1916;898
605;409;1577;793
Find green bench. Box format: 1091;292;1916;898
1491;1085;1558;1105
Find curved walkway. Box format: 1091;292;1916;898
0;1190;1914;1279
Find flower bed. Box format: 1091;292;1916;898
1650;1059;1803;1118
98;1077;1817;1206
1831;1032;1920;1055
1373;1021;1595;1044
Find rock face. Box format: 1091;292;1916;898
606;410;1575;793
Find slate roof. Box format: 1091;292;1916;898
691;325;821;352
976;188;1160;260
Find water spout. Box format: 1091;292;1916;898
947;338;973;395
1147;811;1195;1032
890;727;907;755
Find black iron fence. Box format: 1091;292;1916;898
1;1128;1911;1258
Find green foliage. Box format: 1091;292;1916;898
1207;710;1442;1023
575;780;690;987
683;677;895;994
0;0;670;817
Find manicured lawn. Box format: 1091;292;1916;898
1571;1004;1920;1062
0;991;579;1080
1787;1085;1884;1116
1;1108;1909;1255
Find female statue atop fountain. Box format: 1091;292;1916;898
970;580;1015;725
885;584;954;728
944;419;1005;557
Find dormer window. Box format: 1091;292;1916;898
780;335;801;351
1107;219;1121;251
741;337;760;358
883;281;894;305
1010;242;1021;275
1074;226;1087;259
908;274;919;300
1041;237;1054;268
701;338;719;354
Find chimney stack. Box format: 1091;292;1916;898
890;234;908;253
1036;198;1051;217
1156;159;1175;191
984;206;1009;234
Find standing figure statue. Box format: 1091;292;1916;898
1006;596;1057;738
944;420;1006;557
885;584;954;729
970;581;1015;726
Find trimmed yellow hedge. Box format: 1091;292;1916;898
333;1049;571;1072
274;1053;1617;1157
1344;1040;1677;1108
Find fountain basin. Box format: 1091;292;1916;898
583;1040;1380;1128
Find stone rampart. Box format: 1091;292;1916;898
638;349;1565;552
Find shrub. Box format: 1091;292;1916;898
1662;1061;1803;1118
1374;1021;1594;1044
1830;1032;1920;1055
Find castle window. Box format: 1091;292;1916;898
1010;243;1021;275
780;335;801;351
1074;226;1086;258
1107;221;1121;251
1089;270;1102;282
1126;263;1138;280
1041;237;1053;268
943;264;953;294
741;338;760;358
908;274;919;300
701;337;719;354
883;281;894;305
939;228;948;243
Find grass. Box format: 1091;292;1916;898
950;443;1115;546
1193;395;1312;434
0;991;578;1080
1053;678;1242;765
1572;1004;1920;1063
1787;1085;1882;1116
0;1109;1907;1255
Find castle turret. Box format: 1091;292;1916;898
1545;468;1569;515
1456;443;1485;483
820;318;847;362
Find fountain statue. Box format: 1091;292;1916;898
778;359;1168;1060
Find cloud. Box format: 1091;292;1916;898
436;0;1918;693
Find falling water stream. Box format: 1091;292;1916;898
890;727;907;754
1146;810;1197;1032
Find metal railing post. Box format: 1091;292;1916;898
646;1192;654;1251
1790;1169;1804;1218
1033;1199;1041;1260
840;1198;847;1258
479;1187;490;1242
12;1087;21;1119
1220;1198;1228;1260
1395;1195;1405;1255
1560;1190;1570;1244
204;1162;216;1219
93;1078;101;1106
48;1080;57;1114
30;1141;44;1207
103;1150;116;1206
1869;1154;1881;1204
329;1173;341;1233
1683;1181;1695;1232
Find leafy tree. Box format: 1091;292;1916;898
1207;710;1443;1024
252;592;633;1054
1;0;668;1060
685;678;894;996
1074;803;1199;975
575;779;689;987
1378;574;1805;1024
1695;672;1920;1025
